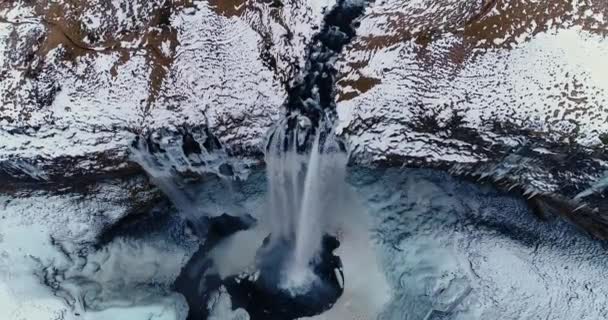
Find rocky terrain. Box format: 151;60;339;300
1;0;608;318
1;0;607;237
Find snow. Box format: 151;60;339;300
460;27;608;146
1;1;608;318
336;0;608;172
78;303;184;320
83;12;102;29
1;162;608;320
0;177;189;320
148;2;284;153
350;168;608;319
0;0;306;176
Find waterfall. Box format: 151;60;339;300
260;0;369;291
129;126;243;238
130;0;371;315
265;116;348;289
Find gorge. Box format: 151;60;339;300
2;0;608;319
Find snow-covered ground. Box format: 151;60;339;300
1;0;608;319
351;168;608;319
1;0;606;184
0;179;190;320
2;168;608;319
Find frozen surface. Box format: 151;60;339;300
350;168;608;319
0;178;190;320
2;0;608;318
2;168;608;319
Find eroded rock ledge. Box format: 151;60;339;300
1;0;608;238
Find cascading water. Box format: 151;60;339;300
260;0;368;292
129;126;244;238
265;117;348;290
129;0;374;318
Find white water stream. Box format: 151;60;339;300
265;118;348;288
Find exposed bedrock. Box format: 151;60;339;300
173;213;257;320
222;234;344;320
1;0;608;238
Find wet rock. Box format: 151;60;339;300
173;210;343;320
218;163;234;177
173;213;256;320
130;125;251;181
334;0;608;236
1;0;608;240
223;235;344;320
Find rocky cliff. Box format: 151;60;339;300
1;0;608;237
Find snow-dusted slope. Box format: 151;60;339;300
0;0;335;179
335;0;608;235
1;0;607;220
1;1;608;318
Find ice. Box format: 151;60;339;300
0;184;192;320
349;168;608;319
3;166;608;319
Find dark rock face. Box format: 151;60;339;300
173;212;344;320
224;235;344;320
130;125;246;181
451;144;608;239
203;214;257;247
271;0;370;156
173;213;257;320
2;0;608;294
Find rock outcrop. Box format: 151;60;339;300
1;0;608;237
